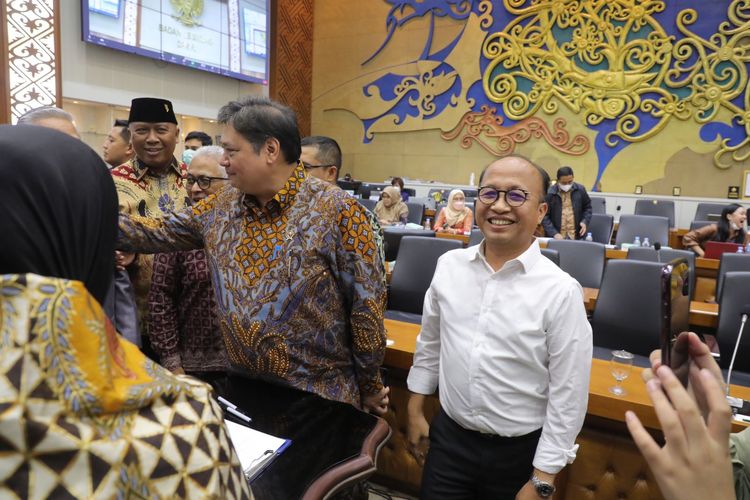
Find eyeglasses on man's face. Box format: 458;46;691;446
186;174;228;190
477;186;531;207
302;161;334;171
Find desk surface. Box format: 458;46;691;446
383;318;749;432
218;377;390;500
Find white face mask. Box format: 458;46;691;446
453;200;465;210
559;183;572;192
731;221;745;231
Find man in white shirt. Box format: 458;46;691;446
406;155;593;499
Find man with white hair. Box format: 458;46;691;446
17;106;80;139
147;145;229;381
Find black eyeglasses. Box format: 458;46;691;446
477;186;531;207
186;175;228;190
302;161;334;171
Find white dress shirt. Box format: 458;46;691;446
407;239;592;474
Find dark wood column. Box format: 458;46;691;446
269;0;314;136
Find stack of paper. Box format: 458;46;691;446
224;420;292;481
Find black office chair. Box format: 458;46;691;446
689;220;713;231
337;180;361;193
463;189;478;198
627;247;696;298
590;197;606;214
388;236;462;318
383;228;435;262
405;202;425;225
427;188;451;203
403;188;416;197
468;229;483;247
591;260;668;357
716;253;750;302
614;215;670;249
716;272;750;371
588;214;614;244
694;202;729;223
547;239;606;288
634;199;675;228
409;197;435;211
358;198;377;212
540;247;560;266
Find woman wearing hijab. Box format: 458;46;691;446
0;125;252;499
375;185;409;226
683;203;748;257
433;189;474;234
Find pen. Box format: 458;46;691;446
218;396;236;409
226;405;252;424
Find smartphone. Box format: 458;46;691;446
660;258;691;385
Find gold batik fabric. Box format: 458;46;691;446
118;164;387;408
0;273;253;500
111;158;190;336
560;190;576;240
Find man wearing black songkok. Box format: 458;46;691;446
111;97;190;358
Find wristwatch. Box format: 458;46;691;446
531;474;556;498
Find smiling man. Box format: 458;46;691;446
117;95;389;417
111;97;190;357
406;155;592;499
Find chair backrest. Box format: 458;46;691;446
590;196;606;214
694;203;728;223
388;237;462;314
427;188;451;203
358;198;377;212
383;228;435;262
591;260;667;357
547;239;606;288
468;229;483;247
540;247;560;266
627;247;696;298
403;188;416;197
634;199;675;227
689;220;713;231
405;202;425;225
717;253;750;302
716;272;750;371
614;214;670;248
359;183;388;199
409;197;435;211
588;214;614;244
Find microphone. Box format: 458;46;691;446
654;242;661;262
726;305;750;415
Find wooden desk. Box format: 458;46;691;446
582;287;719;328
219;376;391;499
435;232;470;245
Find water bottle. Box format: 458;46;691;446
738;245;745;253
423;217;432;231
585;232;593;242
633;236;641;247
642;237;651;247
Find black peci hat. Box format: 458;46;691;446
128;97;178;124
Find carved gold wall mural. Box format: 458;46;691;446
318;0;750;190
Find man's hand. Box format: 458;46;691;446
406;393;430;467
115;251;136;270
362;386;389;416
578;222;587;237
553;233;564;240
626;365;733;500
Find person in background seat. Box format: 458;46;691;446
375;186;409;226
433;188;473;234
683;203;748;257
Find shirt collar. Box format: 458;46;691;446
240;162;307;215
470;238;542;273
132;156;184;181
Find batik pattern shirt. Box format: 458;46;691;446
148;249;229;373
118;165;387;407
0;273;252;500
111;157;190;336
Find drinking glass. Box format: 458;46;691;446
609;350;634;396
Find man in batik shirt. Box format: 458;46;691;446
111;97;190;353
118;96;389;415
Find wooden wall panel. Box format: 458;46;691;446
269;0;313;136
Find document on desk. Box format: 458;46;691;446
224;419;292;481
